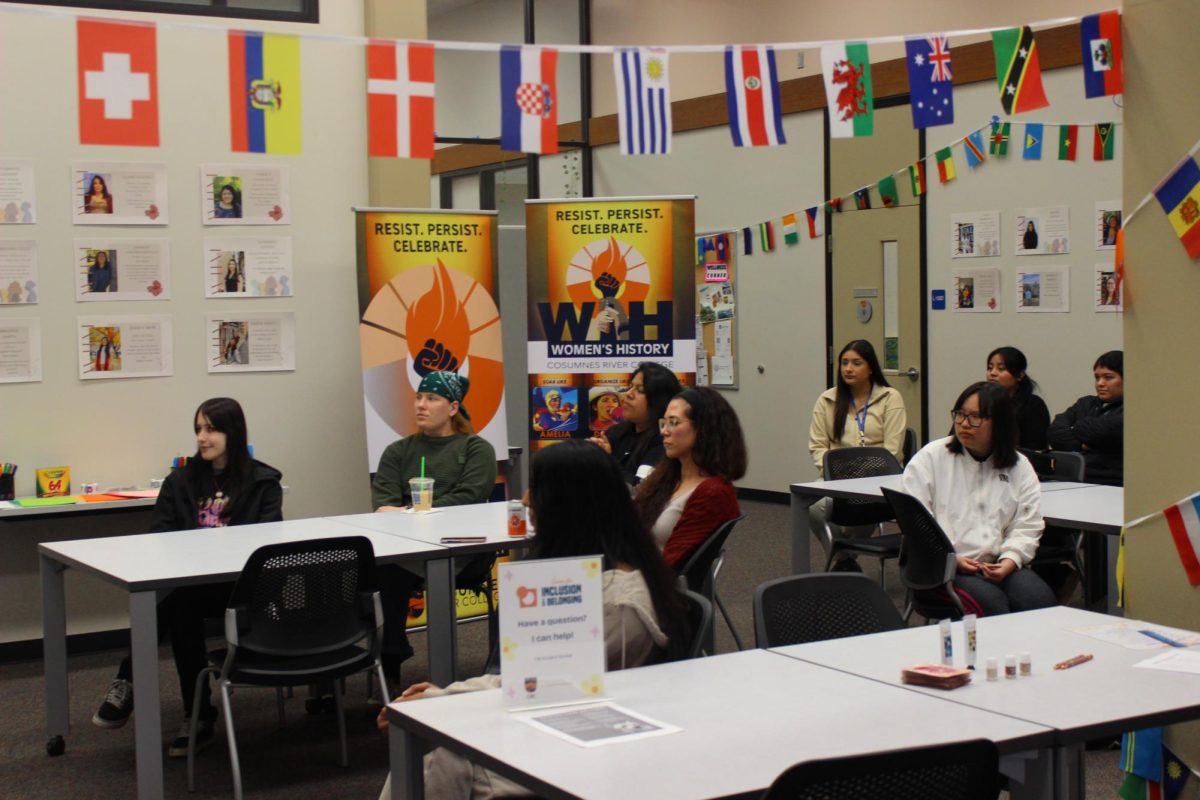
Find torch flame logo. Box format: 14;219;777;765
406;260;471;368
590;237;628;296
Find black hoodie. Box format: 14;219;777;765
148;458;283;532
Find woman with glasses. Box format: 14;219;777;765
634;387;747;570
902;381;1055;616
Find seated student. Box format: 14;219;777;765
92;397;283;758
588;362;681;487
902;382;1055;616
1047;350;1124;486
985;346;1050;450
371;371;497;681
634;387;747;571
808;339;906;571
376;440;691;800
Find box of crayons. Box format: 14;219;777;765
36;466;71;498
0;463;15;500
900;664;972;690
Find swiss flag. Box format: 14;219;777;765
367;41;434;159
77;19;159;147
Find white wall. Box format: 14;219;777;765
925;70;1124;430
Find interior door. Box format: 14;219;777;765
829;103;925;448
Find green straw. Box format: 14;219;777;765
420;457;426;479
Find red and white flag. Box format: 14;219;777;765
1164;492;1200;586
367;41;435;159
77;19;159;147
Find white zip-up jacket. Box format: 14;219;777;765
902;436;1044;568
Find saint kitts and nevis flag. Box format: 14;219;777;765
724;46;786;147
992;26;1049;115
501;45;559;154
229;31;302;154
1154;156;1200;260
366;41;434;159
77;19;159;147
822;41;874;138
614;48;672;155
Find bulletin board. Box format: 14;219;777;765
694;230;737;388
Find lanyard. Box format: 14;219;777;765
851;388;872;446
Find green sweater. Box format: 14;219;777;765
371;433;497;509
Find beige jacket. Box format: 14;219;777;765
808;385;907;473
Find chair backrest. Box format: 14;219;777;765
881;488;957;592
677;514;746;595
753;573;905;648
823;448;903;527
762;739;1000;800
682;590;713;659
227;536;379;657
903;427;918;465
1018;447;1086;482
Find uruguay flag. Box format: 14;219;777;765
500;45;558;154
724;46;786;147
614;48;671;155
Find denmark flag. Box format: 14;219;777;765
77;19;159;147
367;41;435;159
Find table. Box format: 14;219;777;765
385;648;1055;800
773;606;1200;799
1;496;157;520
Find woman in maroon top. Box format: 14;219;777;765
634;387;747;570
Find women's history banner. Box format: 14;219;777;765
525;196;695;449
354;208;507;471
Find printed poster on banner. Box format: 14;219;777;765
498;556;607;710
525;196;695;451
354;208;507;471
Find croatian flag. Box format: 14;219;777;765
500;45;558;154
724;45;786;148
367;41;435;159
1164;492;1200;585
614;48;671;155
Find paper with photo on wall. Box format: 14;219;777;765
1094;264;1123;312
952;268;1001;312
72;163;169;225
74;239;170;302
201;164;290;226
517;702;680;748
0;318;42;383
77;315;173;380
695;350;709;386
1014;205;1069;255
950;211;1000;258
204;237;294;297
1015;267;1069;312
0;160;37;224
697;282;734;323
1095;201;1122;250
0;240;38;304
206;312;296;373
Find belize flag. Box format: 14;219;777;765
724;45;786;147
228;31;302;154
501;45;558;154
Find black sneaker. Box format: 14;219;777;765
168;718;215;758
92;679;134;728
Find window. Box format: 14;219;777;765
7;0;318;23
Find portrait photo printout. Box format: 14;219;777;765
77;315;173;380
206;313;296;373
201;165;291;226
73;163;169;225
203;237;294;298
75;239;170;301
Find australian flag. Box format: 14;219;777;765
905;36;954;129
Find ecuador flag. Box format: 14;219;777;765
229;32;302;154
1154;156;1200;259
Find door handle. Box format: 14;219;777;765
883;367;920;382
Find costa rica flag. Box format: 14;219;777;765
724;45;786;147
500;45;558;154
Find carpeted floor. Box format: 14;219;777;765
2;498;1123;798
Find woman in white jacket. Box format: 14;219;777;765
378;440;692;799
902;381;1056;616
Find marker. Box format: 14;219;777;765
1139;629;1186;648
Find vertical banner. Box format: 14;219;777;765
354;208;507;471
526;196;695;451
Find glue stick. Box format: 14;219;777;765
939;618;953;665
963;614;978;669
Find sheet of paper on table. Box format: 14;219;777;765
517;701;680;748
1072;622;1200;650
1133;650;1200;675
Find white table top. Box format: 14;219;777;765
387;649;1053;800
773;606;1200;743
38;517;441;591
1039;485;1123;534
789;475;904;499
336;502;521;548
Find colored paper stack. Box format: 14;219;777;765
901;664;972;689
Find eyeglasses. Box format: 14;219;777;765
950;410;986;428
658;416;687;433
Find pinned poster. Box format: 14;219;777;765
1095;265;1123;311
201;165;290;225
0;318;42;384
72;163;168;225
77;315;172;380
203;237;293;297
1016;268;1070;312
498;555;607;710
0;160;37;223
0;240;38;304
951;211;1000;258
74;239;170;301
952;268;1001;312
1095;201;1122;250
1015;206;1070;255
206;313;296;373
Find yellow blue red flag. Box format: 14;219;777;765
228;32;302;154
1154;156;1200;259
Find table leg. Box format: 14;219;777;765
41;555;69;756
1003;747;1055;800
130;590;164;800
388;711;426;800
1054;743;1085;800
425;557;456;686
1106;534;1122;617
790;492;821;575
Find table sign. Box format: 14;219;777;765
499;555;606;710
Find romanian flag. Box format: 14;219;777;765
992;26;1049;114
1162;490;1200;584
1154;156;1200;260
229;32;302;154
935;147;956;183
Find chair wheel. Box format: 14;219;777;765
304;695;336;715
46;735;65;756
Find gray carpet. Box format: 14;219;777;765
3;498;1123;798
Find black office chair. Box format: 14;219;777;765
822;448;904;582
761;739;1001;800
188;536;386;800
753;573;905;648
1019;448;1090;602
881;487;965;623
678;514;746;653
902;427;919;465
682;590;714;659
